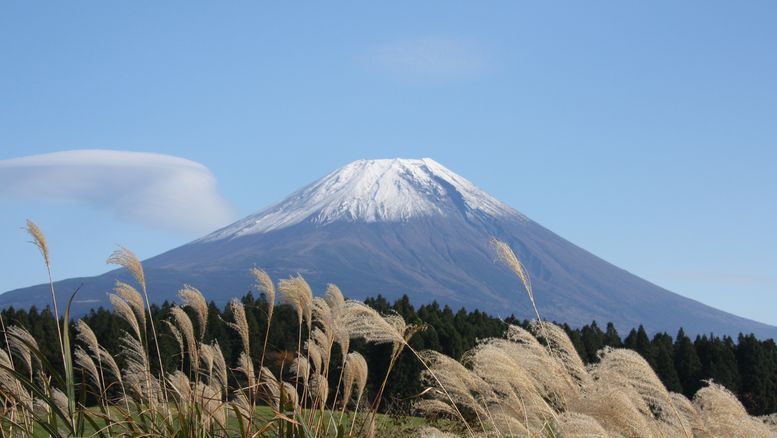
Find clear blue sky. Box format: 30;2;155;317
1;2;776;325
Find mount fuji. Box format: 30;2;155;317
2;158;775;338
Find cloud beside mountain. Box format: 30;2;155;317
0;149;233;233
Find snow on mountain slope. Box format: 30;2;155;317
202;158;522;241
3;157;777;339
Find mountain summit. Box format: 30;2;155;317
2;158;776;339
202;158;519;240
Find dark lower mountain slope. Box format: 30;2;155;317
2;213;775;339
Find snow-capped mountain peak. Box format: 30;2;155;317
203;158;521;240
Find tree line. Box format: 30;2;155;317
1;291;776;416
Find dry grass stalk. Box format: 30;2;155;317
164;320;185;363
502;325;577;408
114;281;145;325
75;320;100;357
491;238;542;323
279;275;314;329
106;246;146;293
463;342;555;429
259;366;281;408
530;320;591;389
170;306;198;374
554;412;608;437
251;267;275;320
569;379;659;437
311;372;329;402
236;351;255;393
670;391;705;435
25;220;67;396
339;301;409;355
292;356;311;387
109;293;142;340
590;347;690;436
7;326;39;373
226;299;250;355
178;285;208;341
342;352;368;407
325;284;345;309
417;350;493;431
693;381;773;437
210;341;228;394
74;347;101;389
306;339;324;373
25;219;50;267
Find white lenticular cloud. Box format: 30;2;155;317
0;149;234;233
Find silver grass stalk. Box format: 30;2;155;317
210;340;228;394
694;381;773;437
25;221;65;361
200;343;214;381
529;320;591;388
170;306;198;375
197;382;225;428
259;366;281;408
491;238;541;322
291;356;311;387
305;339;324;373
7;325;39;374
50;388;69;414
178;285;208;341
324;284;345;309
554;412;608;438
417;350;494;431
463;342;556;428
226;299;250;355
342;352;368;406
108;293;142;343
569;379;658;437
590;347;690;436
75;320;100;357
339;301;408;355
311;372;329;404
282;381;299;407
106;246;145;291
279;275;313;329
107;246;169;410
670;392;705;435
236;351;255;393
98;346;123;388
251;267;275;321
114;281;145;326
164;320;185;366
232;391;252;421
74;347;101;390
504;325;578;407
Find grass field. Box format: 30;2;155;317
2;223;775;437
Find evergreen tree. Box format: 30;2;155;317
652;332;682;392
603;322;622;348
674;328;702;396
581;321;605;363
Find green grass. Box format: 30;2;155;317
7;405;444;437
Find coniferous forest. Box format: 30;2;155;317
2;291;775;417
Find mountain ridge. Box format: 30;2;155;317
2;158;775;339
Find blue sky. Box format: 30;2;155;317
1;2;776;325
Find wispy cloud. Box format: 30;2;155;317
366;36;488;78
0;150;233;233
